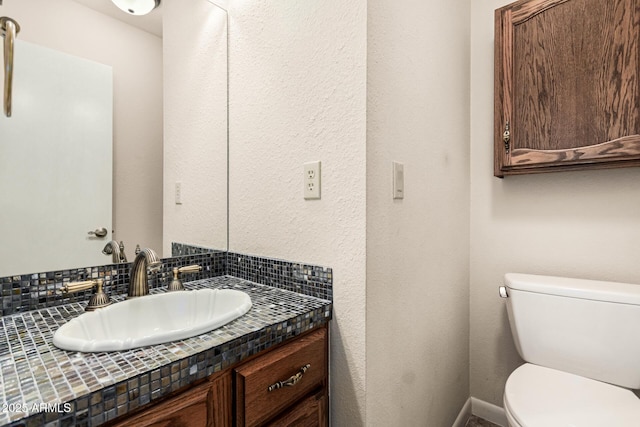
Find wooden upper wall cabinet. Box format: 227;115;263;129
494;0;640;177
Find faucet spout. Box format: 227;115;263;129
103;240;128;263
128;248;160;298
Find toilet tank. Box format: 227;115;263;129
503;273;640;389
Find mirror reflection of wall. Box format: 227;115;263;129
162;0;228;256
0;0;228;277
0;0;162;277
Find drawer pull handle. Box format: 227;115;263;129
267;364;311;392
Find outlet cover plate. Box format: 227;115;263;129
304;161;321;200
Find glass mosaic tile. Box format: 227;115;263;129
0;248;332;317
0;276;331;426
226;252;333;300
0;252;225;318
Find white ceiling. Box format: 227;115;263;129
72;0;163;37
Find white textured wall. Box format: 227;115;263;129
227;1;367;424
470;0;640;406
3;0;163;261
366;1;470;425
162;0;228;254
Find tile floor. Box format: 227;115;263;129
465;415;502;427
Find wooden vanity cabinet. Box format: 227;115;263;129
494;0;640;177
108;326;328;427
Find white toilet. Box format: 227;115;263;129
500;273;640;427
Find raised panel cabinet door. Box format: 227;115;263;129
111;381;211;427
266;390;327;427
111;371;232;427
494;0;640;176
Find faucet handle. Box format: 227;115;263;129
168;264;202;292
85;279;112;311
118;241;128;263
60;279;98;294
178;264;202;275
60;278;112;311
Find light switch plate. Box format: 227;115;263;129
175;182;183;204
393;161;404;199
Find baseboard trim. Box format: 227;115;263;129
452;397;472;427
471;397;508;427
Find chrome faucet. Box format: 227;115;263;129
102;240;128;263
128;248;161;298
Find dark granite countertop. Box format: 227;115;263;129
0;276;332;427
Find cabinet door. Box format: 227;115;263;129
266;390;327;427
112;371;232;427
494;0;640;177
112;382;211;427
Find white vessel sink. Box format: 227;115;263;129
53;288;252;352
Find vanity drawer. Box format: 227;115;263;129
235;328;327;427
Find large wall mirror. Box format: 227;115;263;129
0;0;228;277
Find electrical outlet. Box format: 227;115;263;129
304;161;321;200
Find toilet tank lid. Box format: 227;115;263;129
505;273;640;305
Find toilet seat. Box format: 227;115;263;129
504;363;640;427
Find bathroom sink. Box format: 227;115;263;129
53;288;252;352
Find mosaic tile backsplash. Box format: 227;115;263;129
171;242;223;257
227;252;333;300
0;248;226;317
0;245;333;427
0;245;332;317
